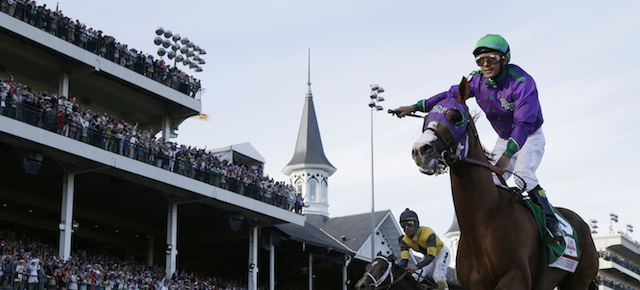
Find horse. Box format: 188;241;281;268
408;77;599;289
355;253;430;290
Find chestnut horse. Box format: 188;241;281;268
355;253;430;290
409;77;598;289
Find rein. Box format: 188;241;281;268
364;256;411;290
444;119;527;194
446;153;525;194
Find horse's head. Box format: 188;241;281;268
413;77;471;175
355;253;398;290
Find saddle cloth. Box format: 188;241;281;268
525;200;581;273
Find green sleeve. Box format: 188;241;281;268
411;100;426;112
503;138;520;158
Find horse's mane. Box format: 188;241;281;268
468;110;493;161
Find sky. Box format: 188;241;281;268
36;0;640;244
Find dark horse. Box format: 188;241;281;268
409;77;598;289
355;253;428;290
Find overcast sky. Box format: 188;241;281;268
38;0;640;243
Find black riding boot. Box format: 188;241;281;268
529;185;564;240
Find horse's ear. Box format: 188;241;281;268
377;251;382;257
388;253;395;261
457;76;470;104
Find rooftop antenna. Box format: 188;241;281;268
307;47;311;86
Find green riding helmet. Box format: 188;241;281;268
473;34;510;62
399;208;419;226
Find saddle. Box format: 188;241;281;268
501;186;581;272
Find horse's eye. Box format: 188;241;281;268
449;111;463;124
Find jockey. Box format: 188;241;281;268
393;34;563;240
398;208;450;290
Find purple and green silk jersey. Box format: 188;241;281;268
413;64;543;155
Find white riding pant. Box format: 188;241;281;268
491;128;545;192
412;245;451;284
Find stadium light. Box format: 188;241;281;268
23;151;43;175
229;212;245;231
368;84;385;260
153;27;206;73
610;213;619;234
627;224;634;234
590;219;598;234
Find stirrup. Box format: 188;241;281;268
545;221;564;241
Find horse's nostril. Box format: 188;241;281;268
420;145;433;156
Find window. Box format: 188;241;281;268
296;180;303;197
308;180;317;201
320;184;326;203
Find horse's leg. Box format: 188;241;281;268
493;270;530;290
541;268;567;290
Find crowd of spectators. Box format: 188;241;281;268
0;77;305;214
0;230;247;290
599;250;640;275
0;0;201;97
597;274;637;290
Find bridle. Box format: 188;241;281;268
362;256;409;290
445;117;527;194
391;108;527;193
419;112;527;194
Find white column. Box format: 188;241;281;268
165;203;178;278
147;235;155;267
269;236;275;290
248;226;258;290
308;253;313;290
59;72;70;97
342;258;348;290
58;171;75;259
161;113;171;141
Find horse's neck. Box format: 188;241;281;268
450;121;501;222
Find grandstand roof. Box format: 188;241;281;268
321;211;393;252
208;142;266;165
273;211;405;263
275;220;354;255
445;215;460;234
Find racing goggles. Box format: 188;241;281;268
401;220;416;228
475;54;502;66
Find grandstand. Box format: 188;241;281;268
594;234;640;289
1;3;469;289
0;5;364;290
0;2;419;288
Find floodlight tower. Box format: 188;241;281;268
368;84;385;260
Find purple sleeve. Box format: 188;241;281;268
415;85;458;112
510;77;541;148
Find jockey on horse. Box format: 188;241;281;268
394;34;563;240
398;208;451;290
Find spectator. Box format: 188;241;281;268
1;77;304;214
15;258;26;290
26;258;40;290
1;4;203;97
